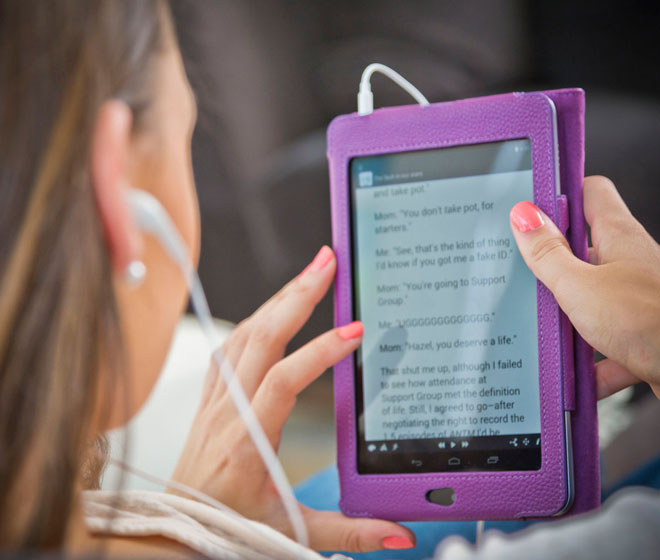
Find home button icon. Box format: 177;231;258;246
426;488;456;506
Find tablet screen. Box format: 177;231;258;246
350;139;542;473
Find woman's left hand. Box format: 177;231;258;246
171;246;415;553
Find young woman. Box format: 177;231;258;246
1;1;659;558
0;1;415;555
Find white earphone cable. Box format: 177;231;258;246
123;189;309;547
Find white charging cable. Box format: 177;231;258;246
357;63;430;116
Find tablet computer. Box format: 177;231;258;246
328;90;598;520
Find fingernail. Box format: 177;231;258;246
382;536;415;550
510;201;544;233
310;245;334;271
337;321;363;340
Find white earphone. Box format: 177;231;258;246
120;188;309;547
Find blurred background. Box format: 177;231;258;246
148;0;660;484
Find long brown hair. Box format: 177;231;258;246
0;0;170;548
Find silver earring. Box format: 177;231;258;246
124;260;146;286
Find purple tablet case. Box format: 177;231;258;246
327;89;599;520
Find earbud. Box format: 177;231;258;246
124;260;146;285
124;188;191;275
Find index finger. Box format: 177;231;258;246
215;246;337;400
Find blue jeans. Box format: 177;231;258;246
294;455;660;559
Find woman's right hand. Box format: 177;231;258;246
171;246;415;553
509;176;660;399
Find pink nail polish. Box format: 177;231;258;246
510;201;544;233
337;321;363;340
310;245;334;271
382;536;415;550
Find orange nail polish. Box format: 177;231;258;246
510;201;544;233
310;245;334;271
337;321;363;340
382;536;415;550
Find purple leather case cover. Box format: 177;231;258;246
327;89;599;520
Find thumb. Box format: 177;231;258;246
303;507;416;553
509;201;590;312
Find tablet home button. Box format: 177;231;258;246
426;488;456;506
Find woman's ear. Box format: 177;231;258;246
90;99;142;274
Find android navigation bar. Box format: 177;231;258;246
365;433;541;454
